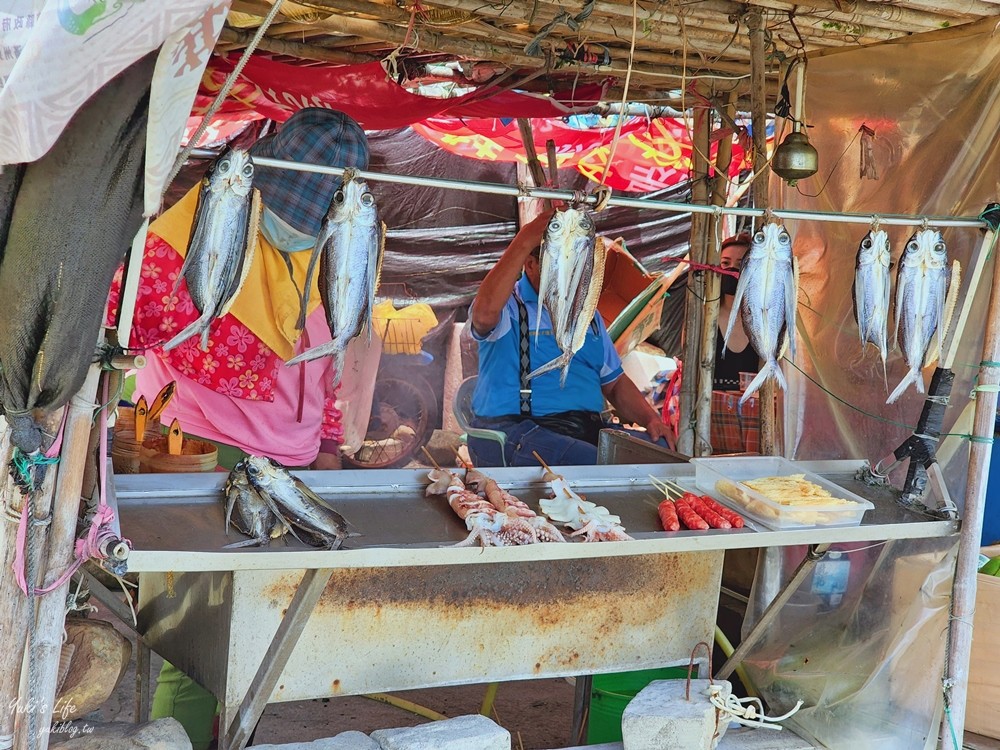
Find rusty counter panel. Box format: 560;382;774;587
139;549;723;707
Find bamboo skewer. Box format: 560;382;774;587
420;445;443;471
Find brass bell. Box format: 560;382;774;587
772;128;818;185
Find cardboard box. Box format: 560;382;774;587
967;545;1000;738
597;240;667;358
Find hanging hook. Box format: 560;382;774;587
920;216;930;231
870;214;881;233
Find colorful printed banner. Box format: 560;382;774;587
412;115;757;193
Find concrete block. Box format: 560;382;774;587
622;679;732;750
250;731;380;749
48;718;191;749
371;714;510;750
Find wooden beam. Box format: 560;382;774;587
219;26;374;63
678;89;713;457
745;9;778;458
695;90;737;455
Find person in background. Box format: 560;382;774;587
714;232;759;391
467;210;671;466
110;108;369;749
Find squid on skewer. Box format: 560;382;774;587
535;458;634;542
425;469;537;547
465;469;566;543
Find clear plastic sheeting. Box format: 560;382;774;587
742;538;958;750
775;20;1000;504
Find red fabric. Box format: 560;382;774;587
107;234;282;403
411;116;752;193
195;56;605;129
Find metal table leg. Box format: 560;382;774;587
222;568;334;750
569;674;592;746
715;543;830;681
134;640;150;723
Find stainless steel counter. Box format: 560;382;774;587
115;460;958;573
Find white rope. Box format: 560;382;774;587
707;684;803;730
163;0;286;199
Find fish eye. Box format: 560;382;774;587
245;463;259;476
754;231;765;243
580;217;593;229
907;241;918;251
333;190;345;203
550;221;561;230
242;163;253;177
862;238;872;249
218;159;231;172
934;242;946;252
778;232;790;243
361;192;374;206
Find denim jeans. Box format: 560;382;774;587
468;418;667;467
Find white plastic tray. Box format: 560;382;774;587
690;456;874;530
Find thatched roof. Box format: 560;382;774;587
221;0;1000;109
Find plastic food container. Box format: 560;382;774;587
690;456;874;530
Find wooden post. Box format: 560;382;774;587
745;9;778;456
516;118;549;190
694;92;738;455
677;84;713;456
941;236;1000;749
0;412;64;749
16;364;102;750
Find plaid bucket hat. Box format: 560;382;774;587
250;108;370;237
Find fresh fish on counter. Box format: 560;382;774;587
528;208;606;386
223;461;290;548
285;169;385;386
887;228;954;404
724;221;798;406
243;455;351;549
163;148;261;352
853;229;892;376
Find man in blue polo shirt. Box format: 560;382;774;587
469;210;671;466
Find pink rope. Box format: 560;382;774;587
14;377;133;597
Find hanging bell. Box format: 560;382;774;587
772;127;819;185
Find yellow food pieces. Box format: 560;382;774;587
742;474;855;507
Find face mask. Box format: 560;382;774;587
260;207;317;253
720;273;739;296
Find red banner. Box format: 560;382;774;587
412;116;753;193
193;56;606;130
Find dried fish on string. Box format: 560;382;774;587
286;169;385;386
162;149;261;352
853;228;892;380
529;207;606;386
725;221;798;405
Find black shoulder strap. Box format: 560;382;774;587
515;295;532;416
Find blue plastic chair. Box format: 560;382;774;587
454;376;508;467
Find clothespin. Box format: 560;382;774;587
167;419;184;456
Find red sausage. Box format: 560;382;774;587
689;496;732;529
675;497;709;530
658;499;680;531
699;495;745;528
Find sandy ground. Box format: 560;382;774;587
94;607;579;749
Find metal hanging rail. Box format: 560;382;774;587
244;155;989;229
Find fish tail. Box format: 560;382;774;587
527;352;572;384
161;313;212;352
329;349;346;388
886;368;921;404
739;358;785;406
285;339;342;367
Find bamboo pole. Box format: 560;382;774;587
941;244;1000;750
219;27;373;63
744;9;778;458
694;91;737;455
16;364;102;750
677;84;713;456
516;119;548;190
